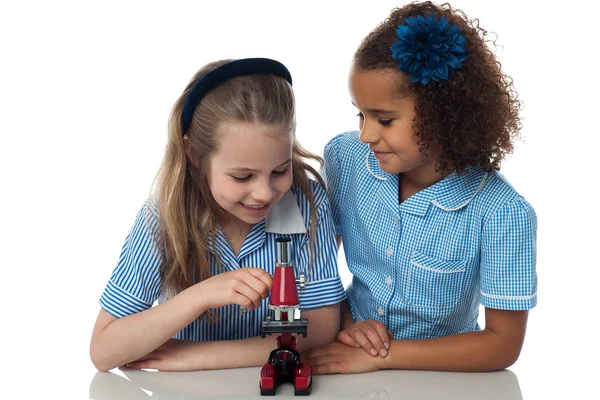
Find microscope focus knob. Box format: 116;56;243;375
295;272;306;291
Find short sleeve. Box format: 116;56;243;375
480;197;538;310
323;135;344;235
99;200;164;318
297;183;346;310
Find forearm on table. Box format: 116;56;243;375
91;285;208;371
378;328;523;372
182;336;284;370
180;304;341;370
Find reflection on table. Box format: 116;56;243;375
89;366;522;400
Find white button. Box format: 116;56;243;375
386;247;393;257
377;307;384;316
393;217;399;224
385;276;392;286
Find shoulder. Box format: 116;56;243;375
324;131;366;163
324;130;361;150
291;180;334;232
127;195;162;244
137;195;161;227
143;195;160;219
434;167;535;222
293;180;329;214
476;171;536;222
323;131;372;189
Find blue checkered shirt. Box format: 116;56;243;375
324;131;537;339
99;181;346;341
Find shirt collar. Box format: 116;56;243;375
265;189;307;234
365;150;488;215
430;166;488;211
365;150;389;181
207;190;306;258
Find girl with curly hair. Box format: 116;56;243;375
305;1;537;373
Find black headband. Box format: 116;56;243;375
181;58;293;134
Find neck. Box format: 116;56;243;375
403;162;447;189
220;218;253;256
399;162;449;203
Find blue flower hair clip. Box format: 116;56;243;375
390;15;468;84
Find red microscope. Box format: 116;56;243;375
260;237;311;396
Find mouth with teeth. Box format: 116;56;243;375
240;202;270;215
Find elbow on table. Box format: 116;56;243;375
90;341;117;372
486;344;523;372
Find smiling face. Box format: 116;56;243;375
349;67;428;176
207;121;293;231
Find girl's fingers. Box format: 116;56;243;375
243;273;270;300
365;319;391;351
360;324;387;356
349;329;378;357
233;282;263;309
232;293;255;310
246;268;273;291
337;330;359;347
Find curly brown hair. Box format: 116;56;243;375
354;1;522;173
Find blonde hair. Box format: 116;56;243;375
154;59;324;300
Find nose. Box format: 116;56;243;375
358;118;379;144
252;179;274;203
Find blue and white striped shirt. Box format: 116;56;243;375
324;131;537;339
99;180;346;341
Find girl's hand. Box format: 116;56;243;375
337;319;392;357
304;341;383;374
199;267;272;310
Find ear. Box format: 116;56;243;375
183;135;200;169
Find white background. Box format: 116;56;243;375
1;0;598;398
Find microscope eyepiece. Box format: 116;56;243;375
276;237;291;266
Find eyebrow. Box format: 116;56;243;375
228;159;292;173
352;102;396;115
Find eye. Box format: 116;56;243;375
356;112;365;129
378;119;393;126
272;166;290;177
232;174;252;182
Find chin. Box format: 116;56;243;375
379;163;403;175
242;214;266;224
234;209;268;225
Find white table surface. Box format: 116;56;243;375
89;366;523;399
